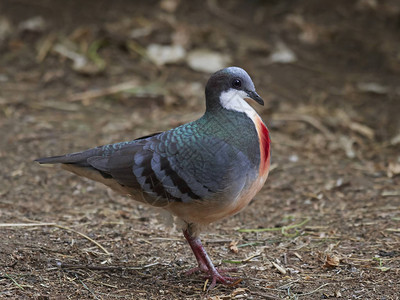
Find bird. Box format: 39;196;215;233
35;66;271;290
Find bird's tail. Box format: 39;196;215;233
35;147;101;167
35;146;132;196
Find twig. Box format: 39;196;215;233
385;228;400;232
93;290;131;298
52;224;111;256
239;218;310;234
85;278;118;289
242;252;262;262
58;262;159;271
298;283;330;297
239;226;281;233
2;273;24;290
223;252;261;264
271;261;286;275
67;80;139;102
203;279;209;292
75;274;100;300
276;279;301;290
250;291;279;300
237;242;264;248
281;218;310;237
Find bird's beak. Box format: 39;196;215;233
245;90;264;106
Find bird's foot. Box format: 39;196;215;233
185;261;208;276
203;268;237;290
183;229;241;290
185;265;238;290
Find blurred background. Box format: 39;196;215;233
1;0;399;298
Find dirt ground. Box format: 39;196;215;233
1;0;400;299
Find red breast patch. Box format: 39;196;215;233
255;116;271;176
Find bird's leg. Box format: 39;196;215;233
183;229;236;290
184;236;208;275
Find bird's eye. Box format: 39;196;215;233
232;79;242;89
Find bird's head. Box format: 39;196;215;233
205;67;264;113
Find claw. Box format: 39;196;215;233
206;269;235;290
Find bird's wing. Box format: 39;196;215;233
93;125;252;204
87;130;222;204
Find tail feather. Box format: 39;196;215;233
35;134;158;166
35;148;101;167
35;145;135;196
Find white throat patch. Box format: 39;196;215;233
219;88;258;120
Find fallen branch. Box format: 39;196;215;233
66;80;140;102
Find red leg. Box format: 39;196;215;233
183;229;237;290
184;243;208;275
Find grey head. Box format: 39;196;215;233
205;67;264;112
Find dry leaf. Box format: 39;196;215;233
339;135;356;158
231;288;248;297
390;133;400;146
53;43;103;75
208;296;222;300
269;42;297;64
293;252;303;261
335;290;343;297
286;14;319;44
229;240;239;253
0;16;12;41
36;33;56;62
160;0;181;13
186;49;230;73
357;82;388;94
18;16;46;32
147;44;186;66
387;162;400;178
272;261;287;274
172;25;190;48
349;121;375;140
324;254;340;267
